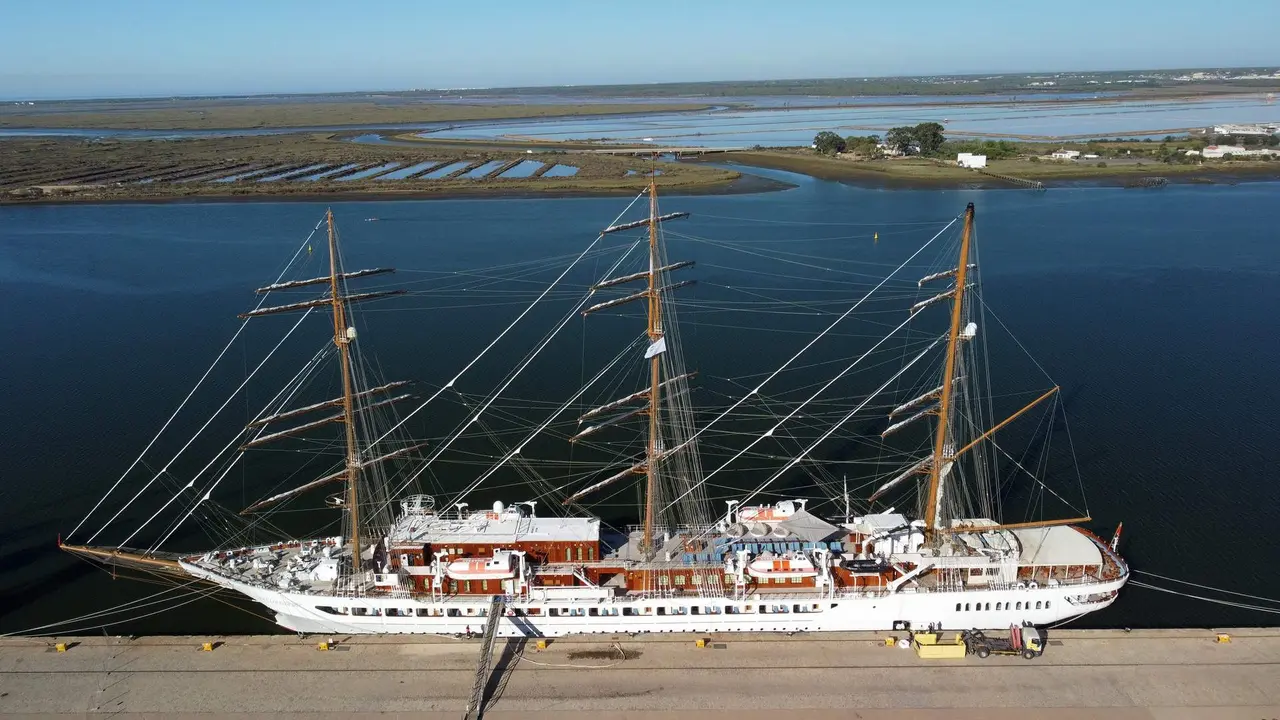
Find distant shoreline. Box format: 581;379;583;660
700;150;1280;190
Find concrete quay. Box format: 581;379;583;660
1;628;1277;719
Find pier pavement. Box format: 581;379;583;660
1;628;1277;718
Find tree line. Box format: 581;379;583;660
813;122;946;156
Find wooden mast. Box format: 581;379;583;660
642;177;662;554
922;202;974;532
325;209;362;571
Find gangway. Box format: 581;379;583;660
462;594;508;720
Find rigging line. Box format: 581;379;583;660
140;343;335;552
1131;570;1280;605
370;206;650;518
709;334;945;537
442;335;645;510
69;217;325;539
663;318;941;517
364;189;648;452
0;578;206;636
86;307;316;544
654;213;958;513
20;583;232;637
1129;581;1280;616
691;212;953;227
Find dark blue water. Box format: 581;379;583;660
1;176;1278;635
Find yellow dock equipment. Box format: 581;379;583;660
912;632;967;659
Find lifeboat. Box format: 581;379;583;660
746;552;819;580
737;500;800;523
444;551;517;580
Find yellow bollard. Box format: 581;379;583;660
534;639;547;651
1216;633;1231;644
884;637;897;647
695;638;707;648
316;641;329;651
55;643;67;653
200;641;214;652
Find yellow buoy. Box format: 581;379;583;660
874;232;879;243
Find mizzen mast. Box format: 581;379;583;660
922;202;974;532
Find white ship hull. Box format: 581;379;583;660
183;561;1125;637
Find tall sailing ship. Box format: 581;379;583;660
62;184;1128;637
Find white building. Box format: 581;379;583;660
956;152;987;169
1202;145;1280;159
1212;124;1279;136
1050;149;1081;160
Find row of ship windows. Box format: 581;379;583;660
957;600;1050;612
314;602;834;618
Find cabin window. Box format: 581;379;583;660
576;547;583;562
1016;602;1022;610
482;580;489;591
588;547;595;561
449;581;458;594
549;608;559;617
674;575;685;585
565;548;572;562
416;608;431;617
691;575;702;585
956;603;962;612
985;603;991;611
1036;601;1042;610
1046;601;1051;609
996;602;1002;611
965;603;970;611
658;575;669;586
623;607;638;616
589;608;599;616
657;607;667;616
316;606;347;615
790;576;801;584
970;568;982;576
691;606;701;615
447;609;461;617
465;581;473;593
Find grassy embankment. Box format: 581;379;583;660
0;133;741;204
0;101;710;131
718;145;1280;188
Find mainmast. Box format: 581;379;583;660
326;209;363;562
643;180;663;552
922;203;974;532
567;176;694;555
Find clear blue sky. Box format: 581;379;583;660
1;0;1276;100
